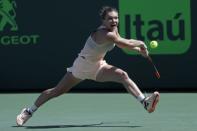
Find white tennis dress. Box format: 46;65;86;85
67;26;115;80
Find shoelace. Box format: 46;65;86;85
143;100;150;110
21;110;31;119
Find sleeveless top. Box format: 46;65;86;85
78;26;115;62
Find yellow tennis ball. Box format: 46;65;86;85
150;40;158;48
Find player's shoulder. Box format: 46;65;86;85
105;30;119;41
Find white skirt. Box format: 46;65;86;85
67;56;107;80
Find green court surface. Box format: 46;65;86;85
0;93;196;131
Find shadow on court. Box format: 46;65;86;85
12;123;142;129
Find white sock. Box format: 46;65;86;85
136;94;145;103
28;104;38;114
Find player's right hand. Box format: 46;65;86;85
139;47;149;58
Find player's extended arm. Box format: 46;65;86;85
106;32;149;57
106;32;147;50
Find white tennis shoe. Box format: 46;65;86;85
143;91;160;113
16;108;32;126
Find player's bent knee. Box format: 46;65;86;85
117;70;129;82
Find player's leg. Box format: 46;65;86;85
96;64;143;97
16;72;82;126
96;64;159;113
34;72;82;108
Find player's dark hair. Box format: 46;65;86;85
99;6;118;20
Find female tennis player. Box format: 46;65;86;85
16;6;160;126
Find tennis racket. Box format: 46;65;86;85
147;56;160;79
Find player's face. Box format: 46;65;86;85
103;11;119;31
